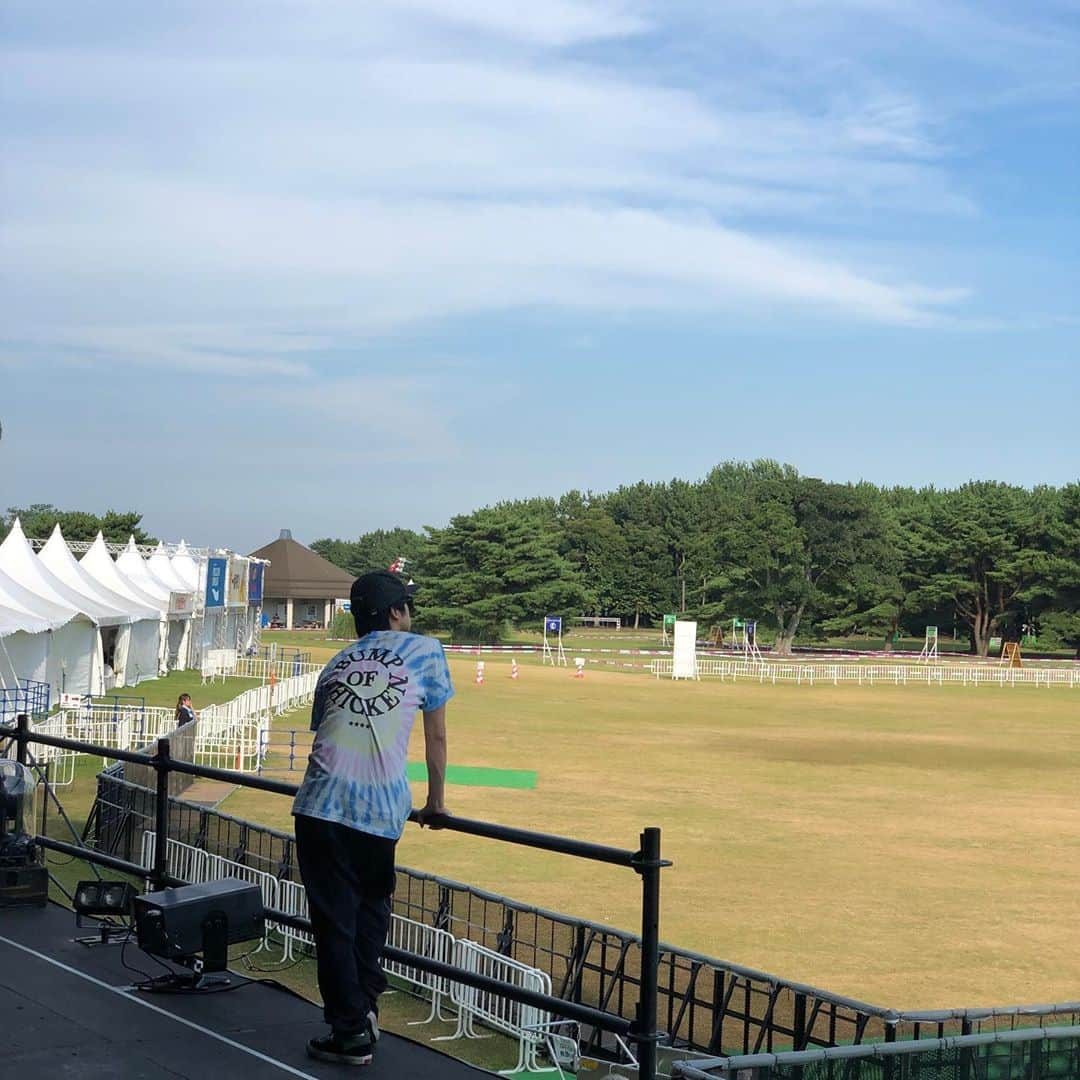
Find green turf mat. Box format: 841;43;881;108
407;762;537;789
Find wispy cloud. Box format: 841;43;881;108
1;0;1077;375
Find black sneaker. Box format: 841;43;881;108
307;1029;374;1066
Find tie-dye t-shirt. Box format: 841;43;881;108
291;631;454;839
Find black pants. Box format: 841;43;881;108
294;814;397;1035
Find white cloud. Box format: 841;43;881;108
3;0;1077;374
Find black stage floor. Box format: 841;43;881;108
0;901;492;1078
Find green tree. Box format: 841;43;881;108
605;482;674;627
911;482;1048;656
311;527;425;577
3;504;155;544
1034;483;1080;656
421;503;588;641
703;463;888;655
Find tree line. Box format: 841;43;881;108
311;462;1080;657
8;467;1076;658
2;504;155;546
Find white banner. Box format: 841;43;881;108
672;620;698;680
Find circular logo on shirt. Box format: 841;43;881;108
325;646;411;727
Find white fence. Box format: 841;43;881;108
384;914;456;1024
29;658;321;776
204;654;323;684
651;657;1080;688
438;938;553;1075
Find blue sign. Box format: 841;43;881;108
545;616;562;634
205;557;227;608
248;562;264;605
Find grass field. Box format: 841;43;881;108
261;626;1079;660
221;652;1080;1011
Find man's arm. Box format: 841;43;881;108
416;704;448;825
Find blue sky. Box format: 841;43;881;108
2;1;1078;552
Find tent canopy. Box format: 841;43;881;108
170;540;201;591
249;530;353;599
0;519;115;626
39;525;152;624
81;533;167;615
148;542;191;593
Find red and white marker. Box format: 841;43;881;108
475;661;485;686
574;657;585;679
510;660;519;680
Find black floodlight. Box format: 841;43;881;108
74;879;136;917
133;878;263;990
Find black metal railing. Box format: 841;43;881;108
3;715;668;1080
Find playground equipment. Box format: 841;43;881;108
542;616;567;667
661;614;676;646
918;625;939;662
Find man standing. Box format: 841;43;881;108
292;570;453;1066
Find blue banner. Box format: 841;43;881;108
205;557;227;608
248;562;264;605
545;616;562;634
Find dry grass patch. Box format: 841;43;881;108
221;656;1080;1008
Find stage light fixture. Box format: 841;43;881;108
74;879;136;917
133;877;264;990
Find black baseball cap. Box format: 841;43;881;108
350;570;417;616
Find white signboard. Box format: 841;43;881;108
672;620;699;680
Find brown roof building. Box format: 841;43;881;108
249;529;354;630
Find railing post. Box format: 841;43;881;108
153;737;171;890
635;826;663;1080
15;712;30;766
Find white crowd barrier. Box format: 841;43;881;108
437;937;553;1075
385;914;456;1024
139;830;209;885
278;878;315;961
39;656;320;775
3;713;80;786
651;657;1080;688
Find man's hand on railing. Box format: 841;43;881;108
415;800;451;829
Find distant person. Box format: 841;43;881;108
293;570;453;1067
174;694;196;727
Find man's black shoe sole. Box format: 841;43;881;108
307;1043;374;1066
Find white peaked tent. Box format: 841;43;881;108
80;534;164;684
0;573;53;693
170;540;201;592
39;525;159;690
0;521;100;699
149;542;191;594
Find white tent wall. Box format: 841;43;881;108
0;629;49;692
46;620;101;698
125;619;162;686
0;554;99;701
113;624;131;685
